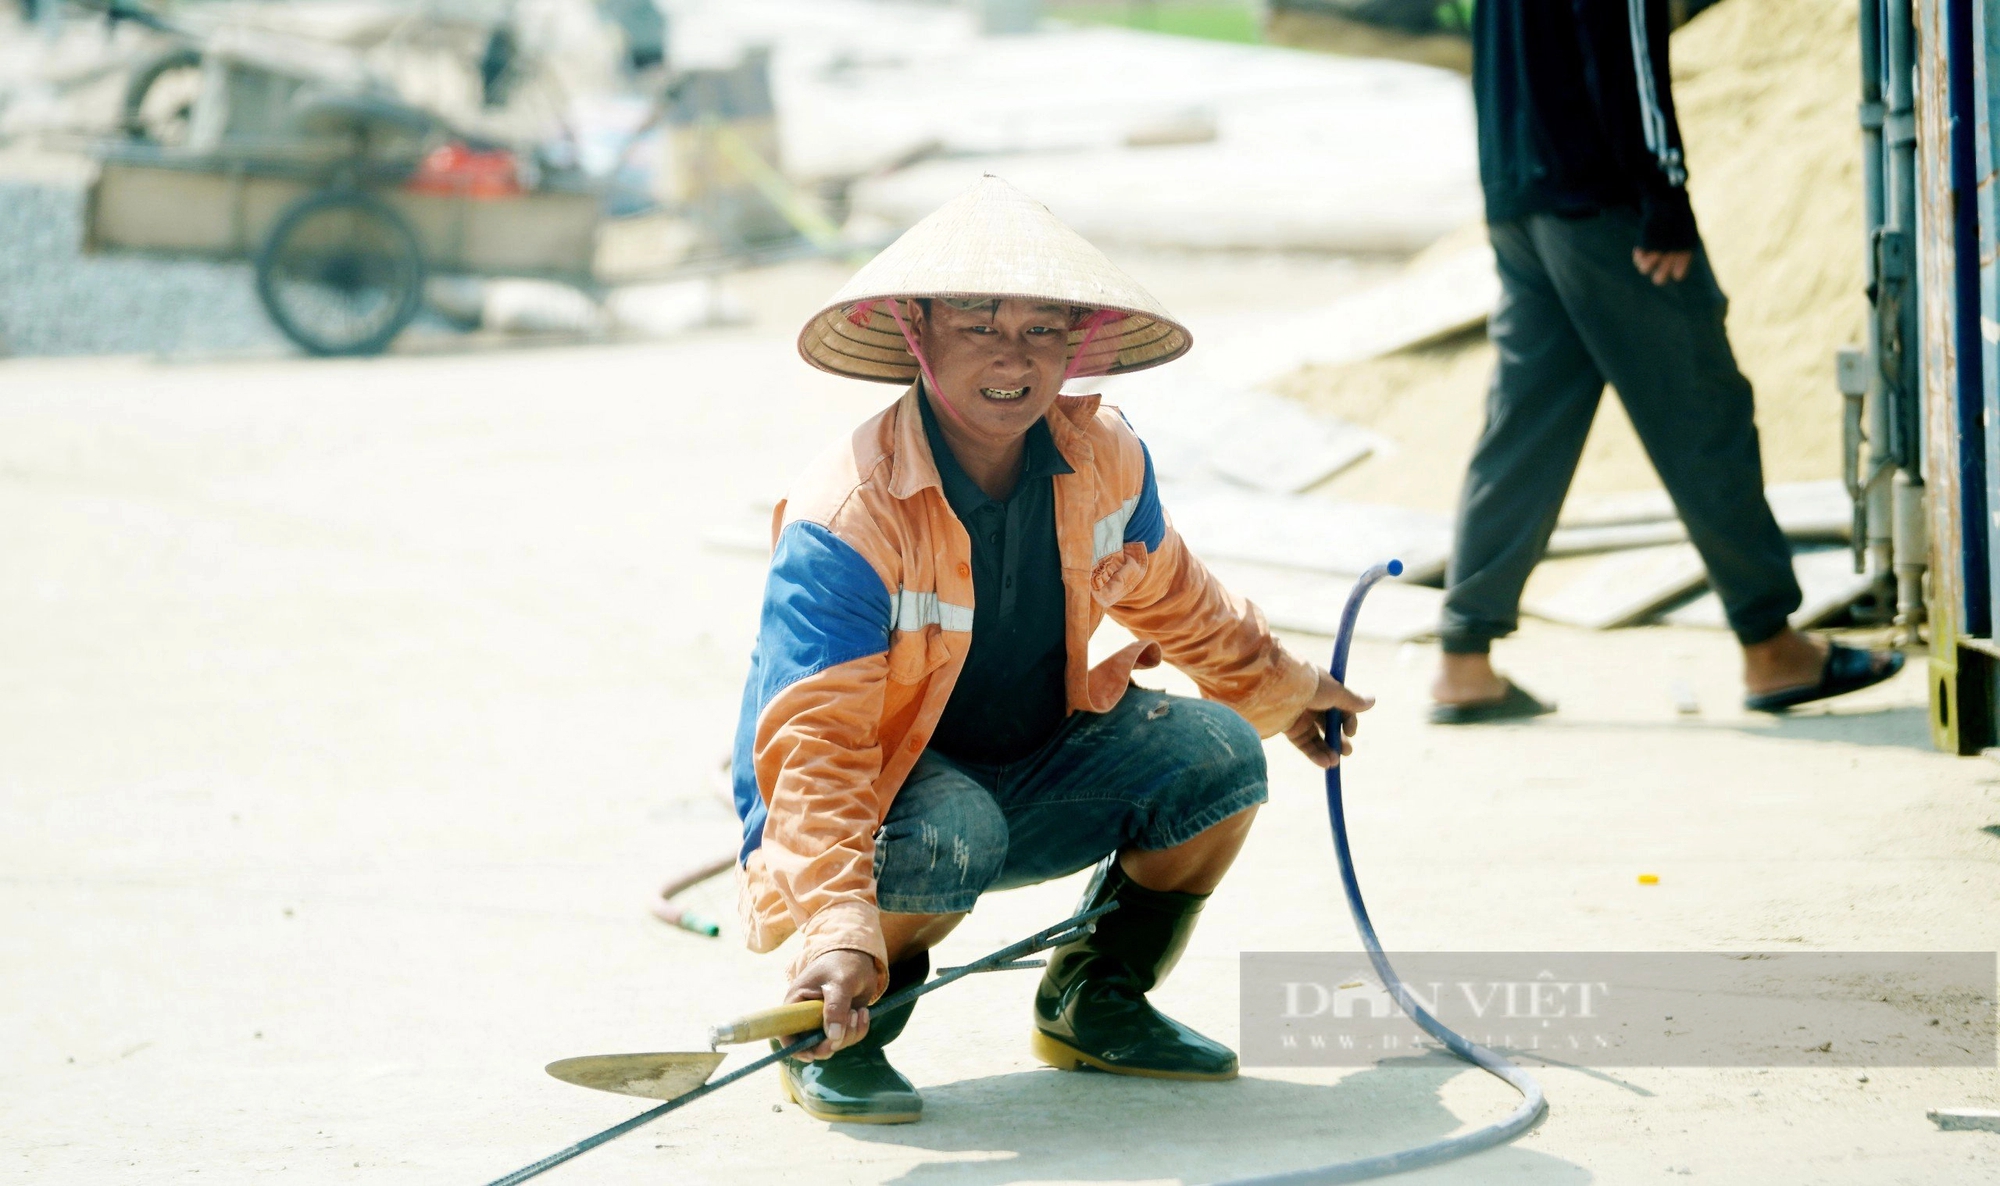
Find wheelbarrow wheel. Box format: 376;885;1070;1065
255;189;425;357
121;46;203;146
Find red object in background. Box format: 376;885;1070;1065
406;143;522;198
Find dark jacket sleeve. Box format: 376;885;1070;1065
1573;0;1699;251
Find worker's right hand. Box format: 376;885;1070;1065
1632;248;1692;285
782;948;877;1060
1285;667;1374;769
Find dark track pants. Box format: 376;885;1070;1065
1438;209;1802;652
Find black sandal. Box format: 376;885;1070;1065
1743;642;1905;713
1429;680;1556;726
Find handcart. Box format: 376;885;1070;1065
79;0;829;356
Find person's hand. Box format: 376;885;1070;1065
1283;668;1374;769
1633;248;1692;285
783;948;877;1061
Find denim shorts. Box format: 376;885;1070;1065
871;686;1269;914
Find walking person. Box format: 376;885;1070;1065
1431;0;1902;722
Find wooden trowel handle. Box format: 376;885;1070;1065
708;999;825;1047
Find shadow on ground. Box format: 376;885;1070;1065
1524;706;1933;752
833;1056;1590;1185
1723;705;1934;751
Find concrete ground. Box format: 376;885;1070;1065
4;330;1998;1186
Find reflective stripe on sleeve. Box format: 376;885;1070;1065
1093;496;1141;564
1627;0;1687;186
895;588;974;633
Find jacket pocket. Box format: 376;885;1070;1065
1089;546;1147;607
886;625;952;684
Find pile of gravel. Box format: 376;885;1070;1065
0;180;287;358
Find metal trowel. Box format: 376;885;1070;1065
545;999;826;1102
488;904;1111;1186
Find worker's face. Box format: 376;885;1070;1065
913;298;1074;447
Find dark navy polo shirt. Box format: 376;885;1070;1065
919;393;1073;765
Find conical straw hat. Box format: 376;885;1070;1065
798;175;1191;384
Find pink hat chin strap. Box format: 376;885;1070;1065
1062;307;1123;384
878;299;968;427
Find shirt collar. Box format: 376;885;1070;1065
886;383;1102;501
917;388;1072;513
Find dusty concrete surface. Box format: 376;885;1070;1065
4;337;1998;1185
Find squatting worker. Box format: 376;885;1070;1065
1429;0;1903;723
730;176;1370;1123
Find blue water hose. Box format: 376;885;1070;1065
1227;560;1547;1185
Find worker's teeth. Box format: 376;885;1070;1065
980;387;1028;400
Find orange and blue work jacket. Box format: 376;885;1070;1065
732;384;1321;992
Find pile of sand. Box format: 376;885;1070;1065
1279;0;1864;511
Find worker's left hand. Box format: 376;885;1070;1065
1284;668;1373;769
1632;248;1692;285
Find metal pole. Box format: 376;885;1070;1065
1885;0;1922;469
1857;0;1924;623
1854;0;1886;585
1885;0;1929;626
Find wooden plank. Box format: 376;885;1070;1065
88;163;301;256
1163;481;1452;583
1205;560;1442;642
1201;399;1381;494
1790;550;1884;627
1555;487;1679;529
1551;480;1853;553
1207;245;1501;386
1545;519;1688;557
1107;370;1383;494
1657;547;1880;631
1520;544;1710;630
1926;1108;2000;1134
1766;480;1855;539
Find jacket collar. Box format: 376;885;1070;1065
887;384;1102;501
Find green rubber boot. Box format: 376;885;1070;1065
1032;862;1238;1080
778;951;927;1124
